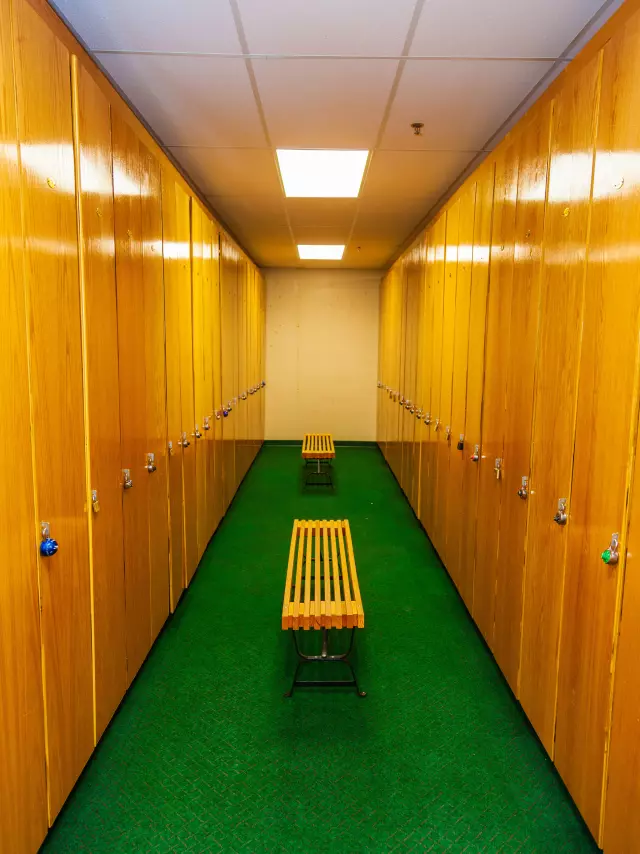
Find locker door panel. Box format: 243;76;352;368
202;216;216;538
519;55;601;755
161;175;185;611
12;0;94;820
220;239;237;509
72;59;127;740
555;27;640;840
446;186;476;589
411;241;427;514
493;108;550;692
422;216;446;541
458;165;494;610
112;114;151;684
140;143;170;642
211;227;224;531
0;2;47;847
191;203;207;559
176;186;198;584
401;254;419;498
473;140;518;645
434;200;459;559
418;236;434;531
237;257;249;483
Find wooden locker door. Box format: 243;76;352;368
519;54;601;755
202;215;216;538
401;253;418;498
0;2;47;847
12;0;94;820
236;257;249;483
411;241;427;514
417;234;434;528
191;202;207;560
458;164;494;610
211;227;224;530
176;186;198;584
161;175;185;612
422;216;446;541
493;108;550;692
555;26;640;841
140;142;170;642
446;185;476;589
433;200;459;559
605;390;640;853
112;113;152;685
387;267;403;482
220;238;237;509
472;139;518;645
72;59;127;740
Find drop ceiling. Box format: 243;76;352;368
53;0;623;269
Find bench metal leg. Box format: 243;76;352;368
303;458;333;487
284;627;366;698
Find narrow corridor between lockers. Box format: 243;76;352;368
42;447;595;853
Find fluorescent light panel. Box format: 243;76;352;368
298;244;345;260
277;149;368;198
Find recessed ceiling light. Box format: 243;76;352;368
298;244;345;261
277;149;368;198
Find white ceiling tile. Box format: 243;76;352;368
169;148;282;195
52;0;241;53
343;239;398;267
292;226;351;245
253;59;399;148
410;0;607;58
286;198;358;229
361;150;474;200
382;59;554;151
208;195;289;230
98;54;266;148
236;0;417;55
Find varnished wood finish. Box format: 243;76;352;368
161;174;185;612
0;0;47;847
72;59;127;740
211;227;224;533
202;215;217;539
519;53;601;756
220;236;237;509
472;140;518;646
302;434;336;459
140;143;170;642
191;202;208;560
12;0;94;820
555;21;640;840
112;113;152;685
493;107;550;692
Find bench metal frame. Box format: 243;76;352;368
284;626;366;697
304;457;333;487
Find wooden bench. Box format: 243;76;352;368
301;433;335;486
282;520;366;697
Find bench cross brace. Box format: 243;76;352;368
284;627;366;697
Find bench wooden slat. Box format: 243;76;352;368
303;523;312;630
337;522;354;629
314;521;321;629
343;521;364;628
282;520;299;629
301;433;335;460
292;521;305;630
328;522;341;629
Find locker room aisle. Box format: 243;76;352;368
42;446;595;853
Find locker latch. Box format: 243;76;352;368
517;476;529;500
434;418;440;431
553;498;567;525
180;432;190;448
91;489;100;513
601;533;620;566
40;521;59;557
445;425;452;441
168;440;174;456
194;425;202;439
146;452;157;473
241;391;247;401
122;469;133;489
494;458;502;480
471;444;479;462
424;412;431;425
416;408;423;420
204;416;211;431
457;434;464;451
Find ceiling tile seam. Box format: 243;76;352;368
347;0;426;251
93;49;561;62
383;0;618;268
226;0;298;258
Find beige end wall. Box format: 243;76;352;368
265;269;381;441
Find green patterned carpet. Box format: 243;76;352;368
42;446;596;853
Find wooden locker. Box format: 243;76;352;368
401;251;419;499
176;186;198;584
0;0;47;846
235;256;247;484
457;164;494;610
554;24;640;840
191;202;208;560
140;142;170;642
416;235;434;524
472;139;518;645
71;59;127;740
421;215;446;541
604;379;640;854
12;0;94;819
445;185;476;589
433;200;460;559
493;107;551;692
161;174;185;611
220;237;237;509
410;240;427;514
202;215;217;538
211;227;224;531
519;54;601;755
112;113;152;684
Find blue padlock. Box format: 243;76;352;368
223;409;229;417
40;522;58;557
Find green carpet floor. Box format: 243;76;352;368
42;446;596;853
